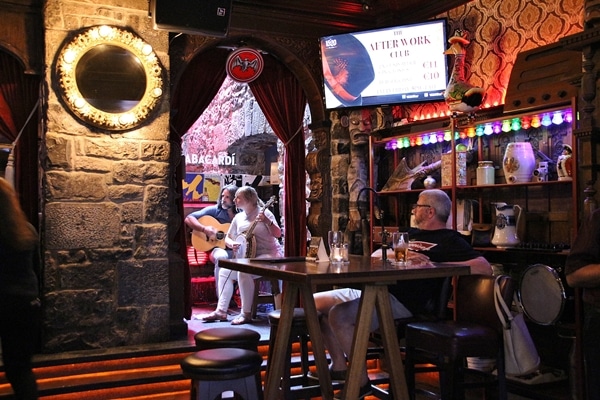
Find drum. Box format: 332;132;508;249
235;233;257;258
518;264;566;325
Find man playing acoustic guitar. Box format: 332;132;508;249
200;186;282;325
185;184;239;300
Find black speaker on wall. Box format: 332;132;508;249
151;0;232;37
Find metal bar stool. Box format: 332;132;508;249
194;327;262;399
404;274;516;400
181;348;263;400
194;327;261;351
267;308;324;399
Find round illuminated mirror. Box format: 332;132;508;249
56;25;163;131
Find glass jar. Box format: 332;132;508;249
477;161;495;185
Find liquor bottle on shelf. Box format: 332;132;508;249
201;187;209;202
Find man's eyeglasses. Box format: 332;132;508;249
411;204;432;210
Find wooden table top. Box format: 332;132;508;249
220;255;471;285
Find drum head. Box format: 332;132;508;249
519;264;566;325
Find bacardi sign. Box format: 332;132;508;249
186;152;236;166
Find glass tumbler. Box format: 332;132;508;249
392;232;409;267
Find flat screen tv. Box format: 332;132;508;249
320;19;448;109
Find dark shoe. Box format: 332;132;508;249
334;380;372;399
307;368;346;382
201;310;228;322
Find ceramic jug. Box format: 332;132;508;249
491;202;522;248
502;142;536;184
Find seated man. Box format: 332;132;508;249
313;189;492;398
185;185;238;300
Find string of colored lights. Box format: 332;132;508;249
383;108;573;150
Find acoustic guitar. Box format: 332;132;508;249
191;216;230;252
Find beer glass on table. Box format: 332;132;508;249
392;232;409;267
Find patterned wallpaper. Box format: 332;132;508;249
400;0;584;121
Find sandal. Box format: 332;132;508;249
201;310;228;322
231;313;252;325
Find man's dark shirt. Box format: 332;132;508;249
189;205;233;225
388;228;481;315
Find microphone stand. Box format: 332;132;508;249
357;187;390;263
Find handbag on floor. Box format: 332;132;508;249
494;275;540;376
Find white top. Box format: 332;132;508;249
229;207;282;258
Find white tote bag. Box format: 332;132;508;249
494;276;540;376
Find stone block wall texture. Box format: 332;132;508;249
42;0;172;352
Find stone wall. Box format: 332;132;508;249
183;76;279;176
42;0;173;352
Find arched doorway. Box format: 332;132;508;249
180;74;314;227
169;40;326;319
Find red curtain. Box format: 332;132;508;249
249;55;307;256
171;47;229;319
0;50;40;227
171;48;229;136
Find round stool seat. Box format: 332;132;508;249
268;308;319;327
181;348;263;381
194;327;261;350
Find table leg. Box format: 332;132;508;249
263;283;334;400
264;283;298;400
342;284;377;399
341;284;409;400
299;284;334;399
374;285;408;400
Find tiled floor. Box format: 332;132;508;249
187;302;273;343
